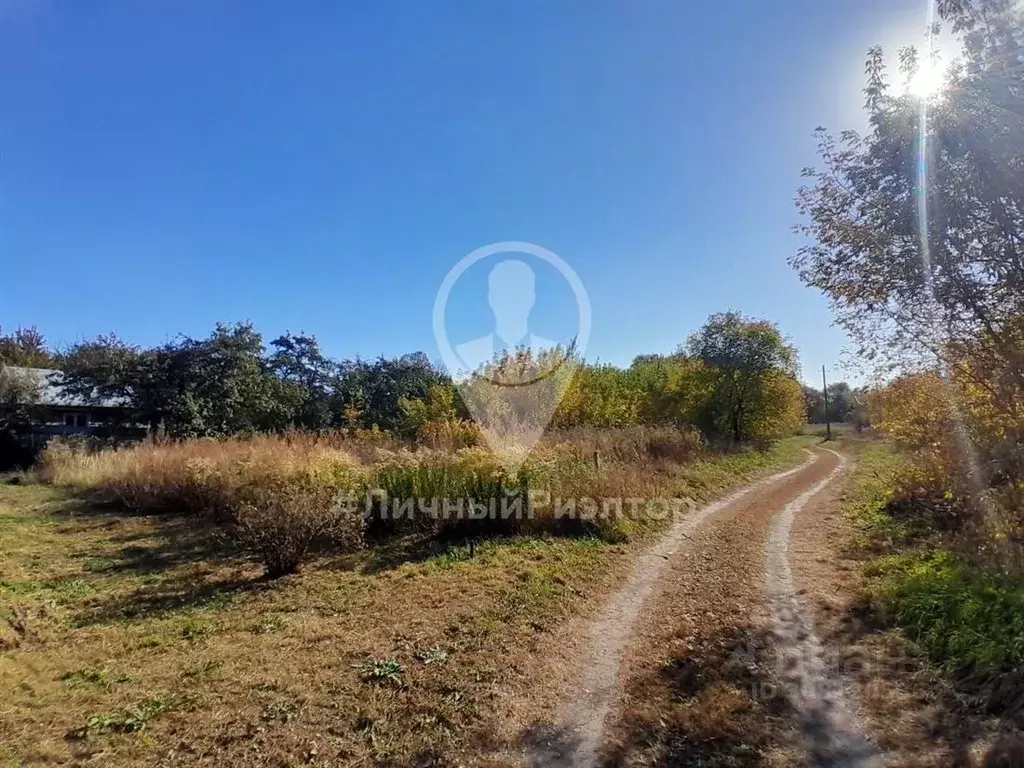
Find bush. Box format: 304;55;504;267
542;425;704;466
231;478;363;577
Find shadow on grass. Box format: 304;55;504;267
73;567;273;626
828;596;1023;766
60;512;243;576
597;625;790;768
60;513;266;625
320;533;473;575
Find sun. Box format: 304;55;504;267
908;60;944;97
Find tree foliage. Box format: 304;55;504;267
793;0;1024;420
13;312;806;446
684;312;803;443
0;326;55;368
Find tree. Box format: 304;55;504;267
60;324;288;437
267;333;340;431
803;385;826;423
792;0;1024;417
0;365;42;430
0;326;55;368
685;312;803;443
336;353;448;432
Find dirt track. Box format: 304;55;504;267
527;445;873;767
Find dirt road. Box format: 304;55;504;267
528;445;876;767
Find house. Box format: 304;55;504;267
0;366;131;438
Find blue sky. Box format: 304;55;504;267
0;0;935;385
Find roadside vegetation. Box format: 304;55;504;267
792;0;1024;737
844;441;1024;724
0;436;811;767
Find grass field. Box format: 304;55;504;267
0;436;810;767
843;440;1024;720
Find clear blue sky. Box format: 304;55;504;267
0;0;933;385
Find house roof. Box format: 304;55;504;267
1;367;127;409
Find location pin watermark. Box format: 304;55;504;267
433;242;591;471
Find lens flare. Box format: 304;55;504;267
908;60;943;97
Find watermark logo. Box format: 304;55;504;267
433;242;590;470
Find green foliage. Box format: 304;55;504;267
72;697;178;738
60;666;132;689
0;365;44;431
358;658;404;686
17;309;808;449
865;550;1024;685
685;312;804;443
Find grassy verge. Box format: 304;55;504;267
844;441;1024;716
0;437;810;767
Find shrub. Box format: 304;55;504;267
542;425;704;466
231;478;363;577
416;418;480;451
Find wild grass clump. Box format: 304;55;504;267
39;434;363;516
367;447;561;538
541;425;704;466
864;550;1024;714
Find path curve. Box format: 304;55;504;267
528;451;818;767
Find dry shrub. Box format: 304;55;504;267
232;478;363;577
541;425;704;466
416;417;481;451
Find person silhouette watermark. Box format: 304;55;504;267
454;260;557;382
433;242;590;469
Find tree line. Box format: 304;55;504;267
0;311;806;447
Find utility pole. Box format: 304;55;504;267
822;364;832;441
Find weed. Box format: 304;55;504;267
357;658;404;686
415;646;450;665
261;699;302;724
61;665;132;689
178;618;212;640
72;697;177;738
83;557;121;573
248;615;284;634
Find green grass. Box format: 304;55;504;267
841;441;917;550
845;440;1024;706
864;550;1024;678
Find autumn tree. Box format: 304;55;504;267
685;312;804;443
792;0;1024;416
0;326;55;368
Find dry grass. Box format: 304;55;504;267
1;434;814;766
35;428;725;554
37;433;365;514
0;481;622;767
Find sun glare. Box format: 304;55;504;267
908;61;944;97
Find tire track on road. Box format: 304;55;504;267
527;451;819;768
765;447;880;768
